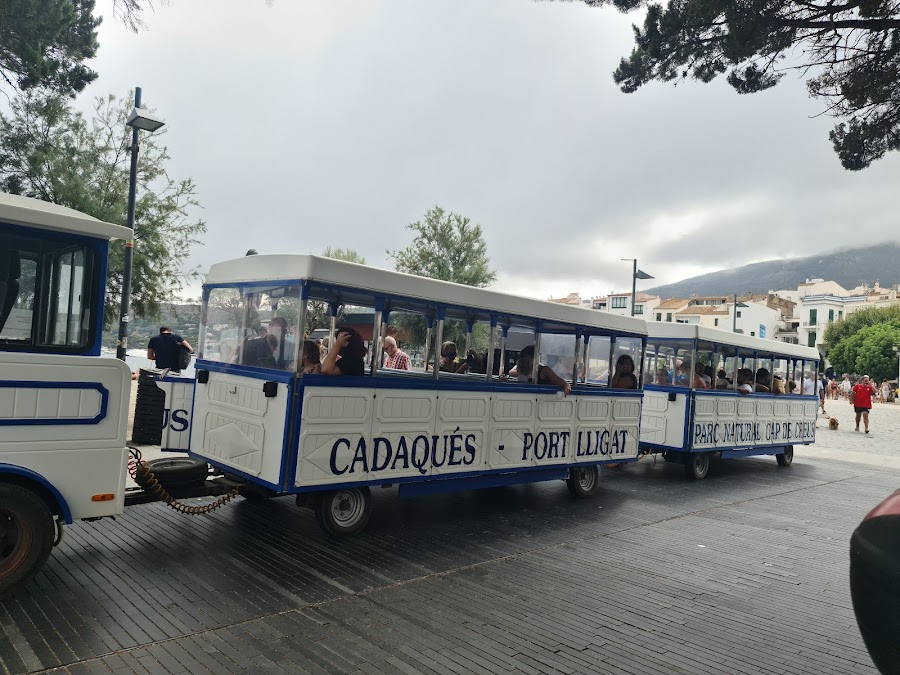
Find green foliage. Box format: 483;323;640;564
827;321;900;382
565;0;900;169
388;206;496;287
322;247;367;265
0;0;100;96
0;90;207;327
388;207;496;352
823;305;900;350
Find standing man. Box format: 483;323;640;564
818;373;828;415
382;335;410;370
147;326;192;371
851;375;877;434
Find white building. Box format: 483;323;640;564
602;291;661;318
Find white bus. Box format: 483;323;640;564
193;254;648;534
639;323;820;479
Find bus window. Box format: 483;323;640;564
755;354;774;393
695;347;715;389
539;333;577;382
585;335;611;386
643;345;658;385
611;336;642;389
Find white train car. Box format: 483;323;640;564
639;323;820;479
192;255;648;533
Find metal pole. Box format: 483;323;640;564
732;292;737;333
116;87;142;361
630;259;637;317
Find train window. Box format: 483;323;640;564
539;333;577;382
755;355;774;392
612;336;642;389
585;335;611;386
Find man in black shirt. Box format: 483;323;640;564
147;326;193;371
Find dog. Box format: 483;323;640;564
828;416;839;430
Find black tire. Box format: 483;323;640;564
776;445;794;467
566;465;601;498
684;452;710;480
135;457;209;490
0;484;55;597
315;487;372;536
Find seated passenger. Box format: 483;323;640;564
320;326;366;376
242;334;278;369
703;365;714;387
382;336;410;370
693;363;709;389
267;317;295;370
439;341;470;374
772;374;785;395
610;354;638;389
787;379;798;394
734;368;754;395
300;339;321;375
654;368;670;385
716;369;731;389
674;361;691;386
514;350;571;397
755;368;771;393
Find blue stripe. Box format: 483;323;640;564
0;381;108;426
0;463;73;523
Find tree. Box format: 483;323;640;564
564;1;900;170
827;321;900;382
0;90;206;327
322;247;367;265
388;206;496;287
388;207;496;351
823;305;900;350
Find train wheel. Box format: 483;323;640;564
776;445;794;467
315;487;372;536
0;485;55;597
567;465;600;498
684;452;710;480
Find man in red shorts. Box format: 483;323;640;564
851;375;877;433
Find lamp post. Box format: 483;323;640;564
116;87;166;361
893;345;899;402
621;259;654;317
732;294;749;333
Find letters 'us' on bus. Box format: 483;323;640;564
193;254;648;530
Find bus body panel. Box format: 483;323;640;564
0;351;131;519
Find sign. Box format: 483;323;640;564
759;324;766;338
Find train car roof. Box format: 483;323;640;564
647;322;820;359
205;254;648;335
0;192;131;241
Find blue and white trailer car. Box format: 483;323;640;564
639;323;820;479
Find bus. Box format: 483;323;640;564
192;254;648;534
639;323;820;479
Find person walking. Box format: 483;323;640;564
850;375;877;433
818;374;828;415
840;373;852;400
880;379;891;404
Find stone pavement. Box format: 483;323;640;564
804;397;900;470
4;427;898;675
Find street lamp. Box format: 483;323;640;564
893;345;899;402
621;259;654;317
116;87;165;361
732;294;749;333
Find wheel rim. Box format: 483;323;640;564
576;467;596;491
331;490;365;527
694;454;708;474
0;509;31;578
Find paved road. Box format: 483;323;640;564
3;411;898;674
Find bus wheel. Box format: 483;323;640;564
315;487;372;536
0;485;55;597
567;465;600;498
684;452;710;480
776;445;794;467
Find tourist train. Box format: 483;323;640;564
0;194;818;594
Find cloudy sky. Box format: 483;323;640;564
83;0;900;301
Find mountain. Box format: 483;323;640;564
646;243;900;299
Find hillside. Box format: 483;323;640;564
646;243;900;299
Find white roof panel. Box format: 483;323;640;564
0;192;131;241
647;322;820;359
205;255;647;335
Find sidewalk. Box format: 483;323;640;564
804;396;900;471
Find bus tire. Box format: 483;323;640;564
0;484;55;597
315;487;372;536
135;457;209;490
684;452;710;480
776;445;794;467
567;465;600;498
